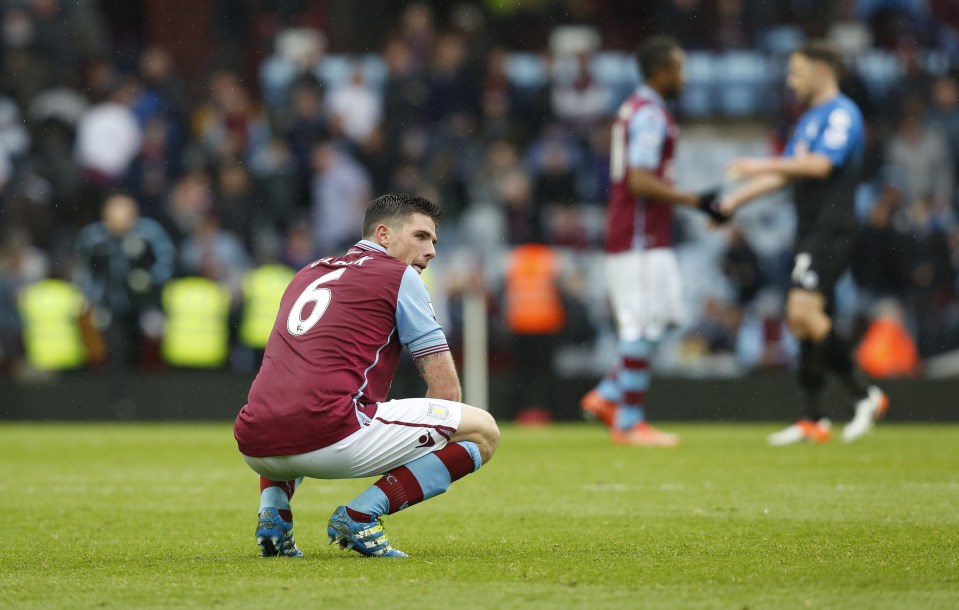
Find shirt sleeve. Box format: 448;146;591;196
808;104;861;167
783;121;802;158
396;266;449;359
627;104;667;170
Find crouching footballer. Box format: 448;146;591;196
234;193;499;557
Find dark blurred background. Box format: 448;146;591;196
2;0;958;421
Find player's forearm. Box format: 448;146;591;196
756;155;833;180
426;382;462;402
722;173;789;213
416;351;463;402
628;169;698;206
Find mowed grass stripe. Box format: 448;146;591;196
1;423;956;609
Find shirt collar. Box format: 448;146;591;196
638;84;665;107
354;239;387;254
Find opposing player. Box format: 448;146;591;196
234;193;499;557
719;41;888;445
580;36;725;446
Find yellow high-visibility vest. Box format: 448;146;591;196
18;279;86;370
239;264;295;349
161;277;231;368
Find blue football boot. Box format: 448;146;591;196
326;506;407;557
256;507;303;557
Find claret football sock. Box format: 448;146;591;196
614;338;655;431
259;476;303;523
346;441;482;521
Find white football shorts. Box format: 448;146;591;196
242;398;463;480
605;247;686;342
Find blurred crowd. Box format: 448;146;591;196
1;1;959;414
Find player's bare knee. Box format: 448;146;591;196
481;413;500;463
455;405;500;464
785;310;808;338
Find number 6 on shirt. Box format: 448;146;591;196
287;268;347;336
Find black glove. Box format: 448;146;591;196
697;190;729;224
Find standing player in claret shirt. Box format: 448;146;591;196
234;193;500;557
579;36;726;446
720;41;888;445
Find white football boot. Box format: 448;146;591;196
842;386;889;443
767;418;832;446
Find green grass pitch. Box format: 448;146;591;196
1;422;957;609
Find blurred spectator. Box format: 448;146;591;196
735;291;797;370
0;228;50;372
17;272;87;372
125;114;178;216
135;46;187;126
196;70;269;165
0;6;63;108
74;77;142;221
504;242;566;421
75;193;175;371
428;32;480;122
888;40;936;113
280;219;315;270
0;270;20;372
687;297;741;357
248;136;301;233
926;74;959;180
282;75;328;171
0;96;31;162
327;64;381;145
479;48;525;141
548;26;612;133
886;96;954;213
450;2;492;72
651;0;718;50
721;226;764;306
161;275;231;368
381;36;431;137
213;161;257;248
260;27;328;110
851;166;922;301
532;137;579;208
716;0;749;50
238;260;295;355
496;168;542;245
856;298;921;377
397;2;436;69
309;141;372;253
545;205;590;248
163;169;214;243
178;213;252;298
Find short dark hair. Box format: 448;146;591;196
794;40;844;79
636;35;682;79
362;193;442;238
